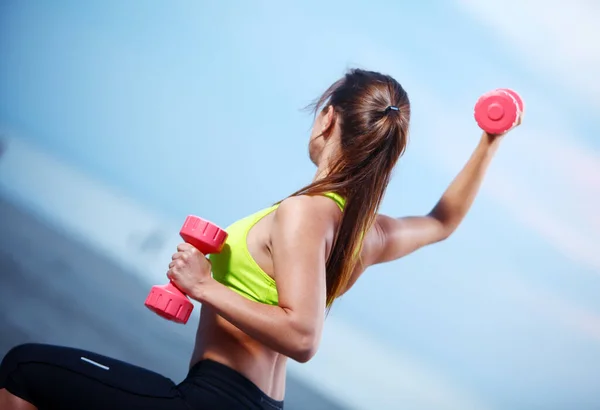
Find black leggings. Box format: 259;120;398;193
0;343;284;410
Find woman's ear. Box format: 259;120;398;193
320;105;336;139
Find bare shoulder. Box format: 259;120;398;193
272;195;342;246
275;195;342;223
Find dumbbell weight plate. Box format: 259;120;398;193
180;215;228;255
474;89;519;135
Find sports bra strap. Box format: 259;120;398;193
321;192;345;211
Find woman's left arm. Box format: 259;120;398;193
372;131;504;264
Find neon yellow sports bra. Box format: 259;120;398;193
209;192;346;306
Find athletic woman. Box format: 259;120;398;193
0;69;521;409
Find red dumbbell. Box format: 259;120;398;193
144;216;228;324
474;88;524;135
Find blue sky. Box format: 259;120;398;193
1;1;599;409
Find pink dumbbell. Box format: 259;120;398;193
144;216;228;324
474;88;524;135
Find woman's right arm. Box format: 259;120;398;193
194;195;339;362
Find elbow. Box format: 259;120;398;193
290;336;319;363
289;333;319;363
439;225;454;241
428;213;457;242
282;311;322;363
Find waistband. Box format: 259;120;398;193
185;359;284;409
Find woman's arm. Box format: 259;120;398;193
372;131;502;264
189;195;338;362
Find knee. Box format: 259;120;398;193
2;344;40;365
0;344;41;379
0;344;47;408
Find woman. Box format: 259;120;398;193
0;69;521;409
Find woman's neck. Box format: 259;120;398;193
313;162;331;182
312;146;337;182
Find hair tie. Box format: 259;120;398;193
384;105;400;114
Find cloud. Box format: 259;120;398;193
454;0;600;109
0;130;183;287
488;132;600;269
494;273;600;343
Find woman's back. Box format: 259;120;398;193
192;306;288;399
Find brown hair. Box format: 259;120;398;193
289;68;410;308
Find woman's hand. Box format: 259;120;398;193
487;105;525;139
167;243;212;297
